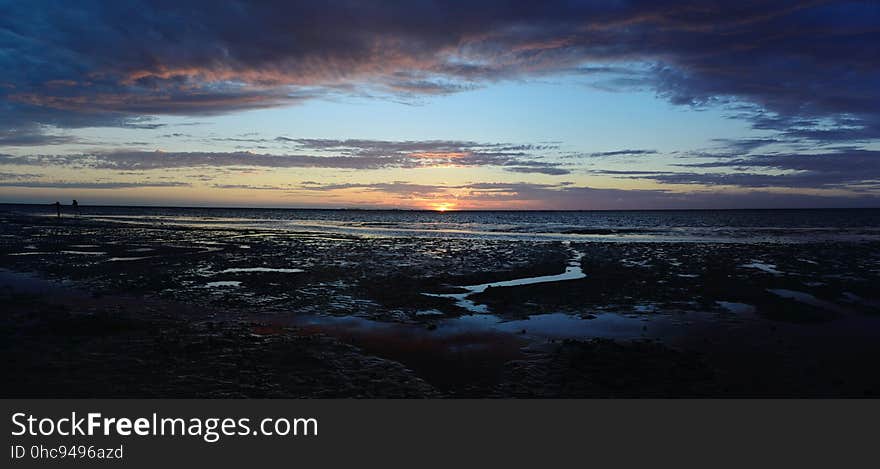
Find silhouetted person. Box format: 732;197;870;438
72;199;80;216
53;201;61;219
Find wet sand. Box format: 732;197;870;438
2;210;880;397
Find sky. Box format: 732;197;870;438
1;0;879;210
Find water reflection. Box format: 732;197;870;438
423;245;586;313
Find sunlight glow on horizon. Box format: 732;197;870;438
431;202;456;212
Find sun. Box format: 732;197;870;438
431;202;455;212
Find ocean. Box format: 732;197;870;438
4;204;880;242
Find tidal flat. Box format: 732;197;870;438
3;207;880;397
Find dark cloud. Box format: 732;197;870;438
89;150;410;171
289;138;562;169
0;0;877;143
0;138;568;172
678;148;880;187
0;153;93;168
616;171;852;189
709;138;782;154
0;126;78;146
504;166;571;175
590;148;880;189
0;150;408;170
291;138;557;155
0;180;191;189
582;149;659;158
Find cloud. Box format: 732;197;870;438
2;1;878;207
0;171;41;180
290;138;564;170
294;181;447;197
0;180;191;189
211;183;292;191
581;149;659;158
0;126;79;146
96;150;411;170
0;138;568;172
294;180;880;210
503;166;571;175
590;148;880;190
709;138;782;154
678;148;880;187
0;0;877;144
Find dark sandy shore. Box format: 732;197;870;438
3;212;880;397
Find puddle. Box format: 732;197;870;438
768;289;849;314
741;261;783;275
10;251;107;256
288;310;691;349
204;281;242;288
414;309;445;316
424;246;586;313
285;313;528;392
622;258;652;268
443;312;658;341
271;308;712;392
216;268;304;274
717;301;757;315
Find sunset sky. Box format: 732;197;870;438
1;1;878;210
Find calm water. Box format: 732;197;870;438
4;204;880;242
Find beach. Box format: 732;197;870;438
3;205;880;397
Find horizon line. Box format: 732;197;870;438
2;201;879;213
